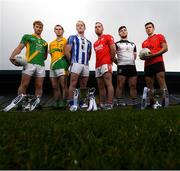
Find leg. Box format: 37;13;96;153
156;71;167;90
79;76;89;89
156;71;169;107
50;77;61;101
128;76;138;105
128;76;137;98
103;72;114;105
34;77;44;97
116;75;126;106
116;75;126;98
97;77;106;106
18;73;32;95
145;76;155;106
68;73;79;100
59;75;68;100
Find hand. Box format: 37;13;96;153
112;57;117;64
9;57;20;66
144;52;153;59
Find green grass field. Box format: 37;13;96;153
0;106;180;169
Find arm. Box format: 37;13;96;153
110;43;117;64
44;44;48;60
9;43;25;66
146;42;168;59
88;42;92;61
64;44;72;62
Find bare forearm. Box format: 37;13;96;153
110;44;117;63
10;47;21;59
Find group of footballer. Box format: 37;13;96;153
9;20;169;110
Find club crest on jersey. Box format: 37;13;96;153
94;44;103;51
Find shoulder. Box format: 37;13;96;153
21;34;31;39
68;35;77;39
129;41;136;46
115;40;121;45
62;37;67;42
156;34;165;39
86;39;92;44
49;39;56;45
104;34;114;39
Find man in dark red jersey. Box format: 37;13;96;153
142;22;169;107
94;22;116;110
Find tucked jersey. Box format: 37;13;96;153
20;34;48;66
67;35;92;65
49;37;68;70
94;34;115;68
116;40;137;65
142;34;167;66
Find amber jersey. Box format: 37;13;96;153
49;37;68;70
142;34;167;66
94;34;115;68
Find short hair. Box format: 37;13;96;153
76;20;85;27
33;20;43;27
145;22;155;28
118;26;127;32
54;25;64;31
95;22;103;27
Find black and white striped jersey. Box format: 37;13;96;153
116;40;137;65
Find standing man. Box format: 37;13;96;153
115;26;138;107
94;22;116;110
49;25;69;109
9;20;48;105
142;22;169;107
65;20;92;108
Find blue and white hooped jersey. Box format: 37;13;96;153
67;35;92;65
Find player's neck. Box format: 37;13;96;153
78;33;84;38
121;37;128;41
33;33;41;38
56;36;63;41
148;33;155;37
98;33;103;38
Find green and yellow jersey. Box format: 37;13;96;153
49;37;68;70
20;34;48;66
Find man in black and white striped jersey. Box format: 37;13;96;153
115;26;138;107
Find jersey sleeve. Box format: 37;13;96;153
158;34;167;44
134;45;137;53
106;35;115;46
67;35;75;46
20;34;28;45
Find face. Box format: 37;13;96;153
95;23;104;36
76;21;85;34
145;24;154;36
119;27;128;39
33;24;43;35
54;26;64;37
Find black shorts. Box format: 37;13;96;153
144;62;165;77
117;65;137;77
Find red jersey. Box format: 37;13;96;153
142;34;167;66
94;34;115;68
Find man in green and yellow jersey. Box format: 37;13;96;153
9;20;48;101
49;25;69;108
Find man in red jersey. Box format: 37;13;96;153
94;22;116;110
142;22;169;107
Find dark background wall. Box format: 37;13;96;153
0;70;180;95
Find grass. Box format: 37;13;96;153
0;106;180;169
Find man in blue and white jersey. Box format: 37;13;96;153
65;20;92;106
115;26;138;106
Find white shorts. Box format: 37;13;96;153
22;63;45;77
70;63;89;77
95;64;112;78
50;68;68;77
